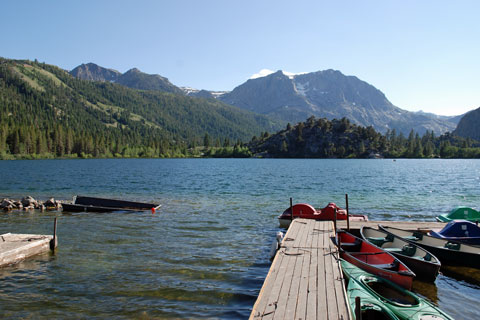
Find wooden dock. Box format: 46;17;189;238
0;233;56;268
250;219;351;320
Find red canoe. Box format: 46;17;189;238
336;230;415;290
278;202;368;228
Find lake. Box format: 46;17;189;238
0;159;479;319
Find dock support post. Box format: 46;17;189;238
346;194;350;231
355;296;362;320
334;208;337;231
50;217;57;251
290;197;293;221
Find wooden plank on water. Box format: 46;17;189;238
250;219;351;320
329;231;351;318
282;219;311;319
324;222;338;319
317;222;328;318
0;233;54;267
250;220;302;319
295;219;315;319
306;220;319;320
274;220;312;319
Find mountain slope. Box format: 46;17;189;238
453;107;480;140
219;70;458;135
70;62;121;82
116;68;184;94
0;58;280;157
70;63;183;94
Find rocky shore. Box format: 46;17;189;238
0;196;62;212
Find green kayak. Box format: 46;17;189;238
436;206;480;222
341;259;453;320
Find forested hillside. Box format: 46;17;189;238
0;58;279;159
453;107;480;141
249;116;480;158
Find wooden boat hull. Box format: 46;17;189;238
336;230;415;290
62;196;161;213
361;226;441;282
74;196;161;210
341;259;454;320
380;225;480;269
61;203;138;213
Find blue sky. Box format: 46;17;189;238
2;0;479;116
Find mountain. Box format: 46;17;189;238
218;69;458;135
0;58;280;158
453;107;480;141
182;87;227;99
70;63;121;82
116;68;183;94
70;63;183;94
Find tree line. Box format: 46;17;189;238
249;116;480;159
0;58;274;159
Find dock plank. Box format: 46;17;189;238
329;233;350;318
250;219;351;320
317;222;328;319
251;220;302;319
280;220;309;319
295;219;315;319
306;222;319;320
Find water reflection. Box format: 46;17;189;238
412;279;438;303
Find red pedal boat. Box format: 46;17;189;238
336;230;415;290
278;202;368;228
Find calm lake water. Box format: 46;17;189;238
0;159;479;319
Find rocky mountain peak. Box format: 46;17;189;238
70;62;121;82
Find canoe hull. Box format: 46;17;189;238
360;226;441;282
341;259;454;320
62;196;161;213
380;225;480;269
341;252;414;290
336;230;415;290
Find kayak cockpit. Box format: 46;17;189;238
361;276;419;307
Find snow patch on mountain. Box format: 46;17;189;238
294;80;309;97
250;69;307;80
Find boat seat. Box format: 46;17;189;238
374;260;399;271
423;253;432;261
403;235;420;242
401;244;416;256
367;237;387;246
445;242;461;250
340;238;362;252
384;247;403;253
412;231;424;240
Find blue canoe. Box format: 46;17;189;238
429;220;480;246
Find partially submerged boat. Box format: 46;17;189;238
380;225;480;269
62;195;161;213
341;259;453;320
429;220;480;246
360;226;441;282
278;202;368;228
336;230;415;290
436;206;480;223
